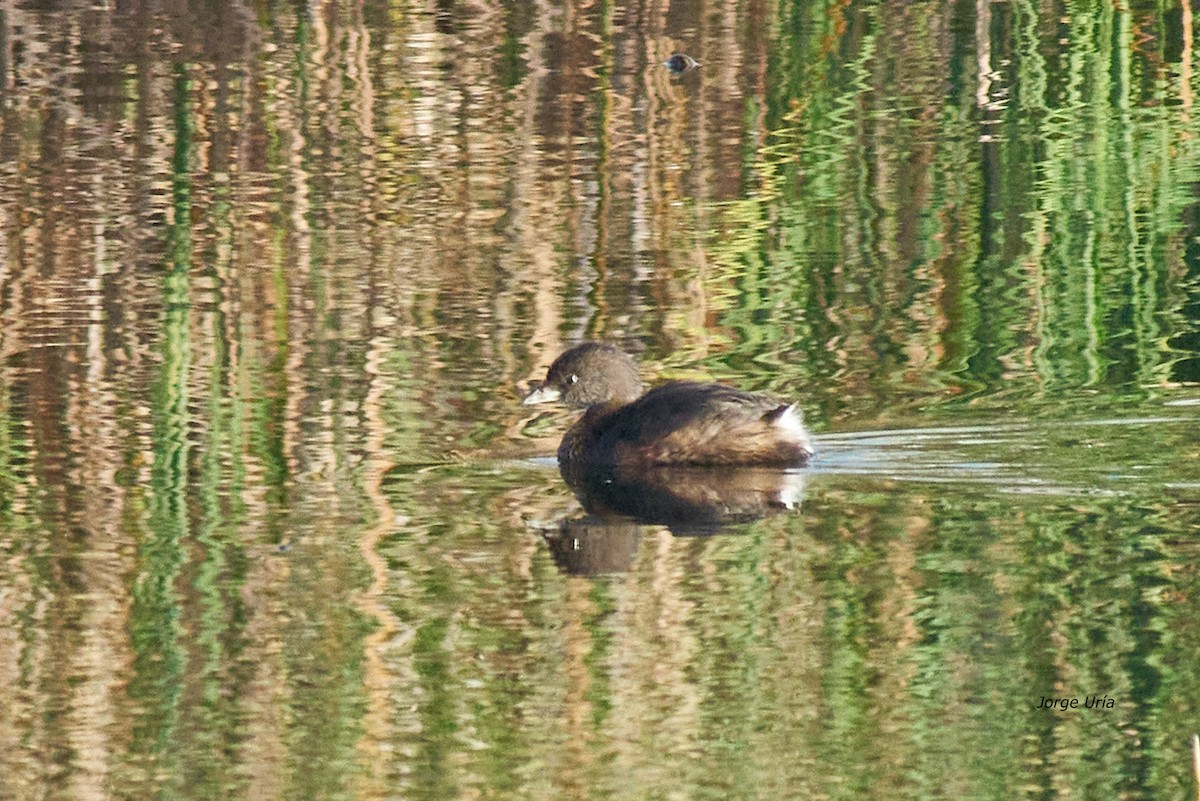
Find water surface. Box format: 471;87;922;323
1;0;1199;799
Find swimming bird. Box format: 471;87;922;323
524;342;812;467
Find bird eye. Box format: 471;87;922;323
570;375;578;383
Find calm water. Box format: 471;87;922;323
2;0;1200;799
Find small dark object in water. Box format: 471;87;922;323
523;342;813;467
664;53;700;74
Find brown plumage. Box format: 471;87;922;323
524;342;813;467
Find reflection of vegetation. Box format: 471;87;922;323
699;0;1200;425
126;64;193;795
0;0;1198;799
376;464;1200;799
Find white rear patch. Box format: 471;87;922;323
773;403;809;441
777;472;807;510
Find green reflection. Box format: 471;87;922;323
126;63;194;796
0;1;1197;800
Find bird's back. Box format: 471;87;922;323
562;381;812;466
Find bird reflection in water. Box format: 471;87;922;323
543;462;806;575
